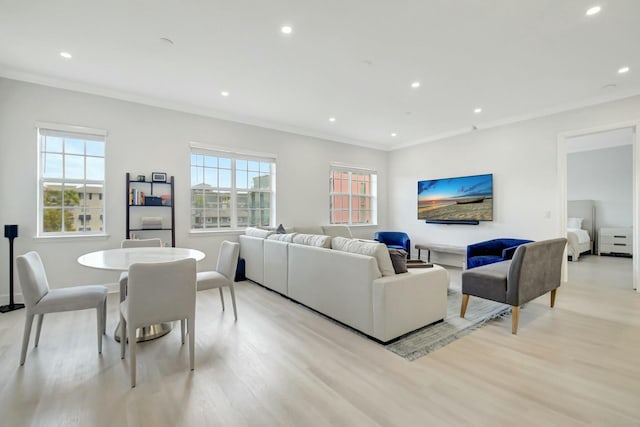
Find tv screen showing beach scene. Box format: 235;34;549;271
417;174;493;221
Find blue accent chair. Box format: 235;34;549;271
466;238;533;269
374;231;411;259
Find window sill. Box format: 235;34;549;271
34;233;110;241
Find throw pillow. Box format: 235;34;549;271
292;233;332;248
331;237;396;277
388;249;408;274
266;233;297;242
244;227;274;239
276;224;286;234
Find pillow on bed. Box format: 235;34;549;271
567;217;583;229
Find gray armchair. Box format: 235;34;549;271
460;238;567;334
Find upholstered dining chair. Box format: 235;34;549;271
16;251;108;366
119;238;163;302
196;241;240;320
120;258;196;387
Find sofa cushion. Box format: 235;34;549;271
388;249;408;274
332;237;396;277
294;225;324;235
292;233;332;248
321;225;353;238
276;224;286;234
245;227;274;238
462;260;510;303
267;233;298;243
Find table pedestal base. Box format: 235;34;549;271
114;322;173;343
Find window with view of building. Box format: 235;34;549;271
329;166;377;225
190;147;276;230
37;126;106;236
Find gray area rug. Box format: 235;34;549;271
385;287;511;361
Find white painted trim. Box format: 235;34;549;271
35;121;108;137
1;70;387;151
6;68;640;153
396;94;640;151
329;161;378;174
557;137;569;283
557;120;640;291
190;141;277;161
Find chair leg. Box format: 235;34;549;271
229;284;238;321
188;316;195;371
550;289;557;308
180;319;186;345
96;304;103;354
129;327;137;388
120;278;127;303
120;314;126;360
103;299;107;334
20;314;35;366
460;294;470;318
35;314;44;347
511;306;520;335
219;288;225;311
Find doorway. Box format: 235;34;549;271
558;122;639;290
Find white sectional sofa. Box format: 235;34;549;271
239;227;450;343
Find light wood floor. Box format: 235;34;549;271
0;255;639;426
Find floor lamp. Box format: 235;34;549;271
0;224;24;313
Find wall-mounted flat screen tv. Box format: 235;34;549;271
418;173;493;223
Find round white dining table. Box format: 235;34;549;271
78;247;205;271
78;247;206;342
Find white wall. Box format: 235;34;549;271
388;95;640;262
568;145;633;228
0;78;387;298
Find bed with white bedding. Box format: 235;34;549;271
567;200;595;261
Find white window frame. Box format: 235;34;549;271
329;163;377;225
190;144;276;231
36;123;107;237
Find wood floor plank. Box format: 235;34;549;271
0;255;639;426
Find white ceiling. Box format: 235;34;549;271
1;0;639;151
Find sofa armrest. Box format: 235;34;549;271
372;266;449;342
288;244;380;335
239;235;265;284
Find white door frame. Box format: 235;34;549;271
557;120;639;290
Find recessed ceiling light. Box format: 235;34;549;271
281;25;293;35
391;133;397;137
221;91;229;97
474;107;483;114
60;52;72;59
328;117;336;122
411;81;420;89
618;66;630;74
586;6;601;16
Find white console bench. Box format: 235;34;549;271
415;243;466;268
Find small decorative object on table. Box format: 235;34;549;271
136;175;145;182
152;172;167;183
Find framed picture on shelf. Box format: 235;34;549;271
152;172;167;182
